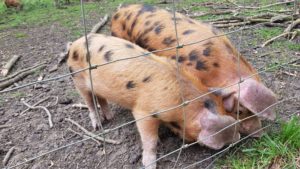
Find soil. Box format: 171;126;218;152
0;4;299;169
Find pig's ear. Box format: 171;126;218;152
238;79;277;120
198;110;240;150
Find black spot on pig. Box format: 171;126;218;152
111;32;117;37
172;55;186;62
203;47;211;56
136;37;149;49
126;81;136;89
125;43;134;49
131;20;137;31
126;13;132;20
189;50;199;61
213;62;220;68
72;50;79;61
145;21;151;26
122;22;126;30
182;30;195;35
104;51;113;62
204;99;217;114
146;14;155;18
154;24;165;35
195;60;207;71
113;13;120;20
148;47;155;52
162;36;176;46
98;45;105;53
142;76;151;83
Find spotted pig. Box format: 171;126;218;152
110;4;277;136
67;34;240;168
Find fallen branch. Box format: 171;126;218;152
0;124;11;129
189;10;235;18
22;101;53;128
270;15;293;23
65;118;121;144
20;96;53;115
3;146;15;166
0;65;46;91
261;31;295;47
0;63;46;83
90;14;109;34
284;18;300;33
1;55;21;77
67;128;101;145
258;51;281;57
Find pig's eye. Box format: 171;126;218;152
236;111;243;115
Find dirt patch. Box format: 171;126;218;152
0;6;299;169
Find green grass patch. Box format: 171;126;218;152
14;32;27;38
218;116;300;169
11;91;26;99
255;27;284;40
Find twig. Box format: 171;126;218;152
0;63;46;83
189;10;235;18
0;124;11;129
257;51;281;57
270;15;293;23
3;146;15;166
261;32;295;47
65;118;121;144
22;101;53;128
67;128;101;145
1;55;21;77
20;96;53;115
72;103;101;109
284;18;300;33
0;65;46;91
90;14;109;34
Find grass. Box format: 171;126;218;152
218;116;300;169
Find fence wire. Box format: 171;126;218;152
1;0;299;169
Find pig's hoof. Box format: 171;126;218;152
90;112;105;130
142;155;157;169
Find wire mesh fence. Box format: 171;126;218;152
0;0;299;169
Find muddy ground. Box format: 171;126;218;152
0;2;299;169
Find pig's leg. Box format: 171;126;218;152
74;81;104;130
134;112;160;169
97;96;114;120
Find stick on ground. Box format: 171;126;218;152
65;118;121;144
261;32;294;47
90;14;109;34
3;146;15;166
0;63;46;83
1;55;21;77
0;65;46;91
22;101;53;128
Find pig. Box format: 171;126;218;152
67;34;240;168
110;4;277;136
4;0;22;10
